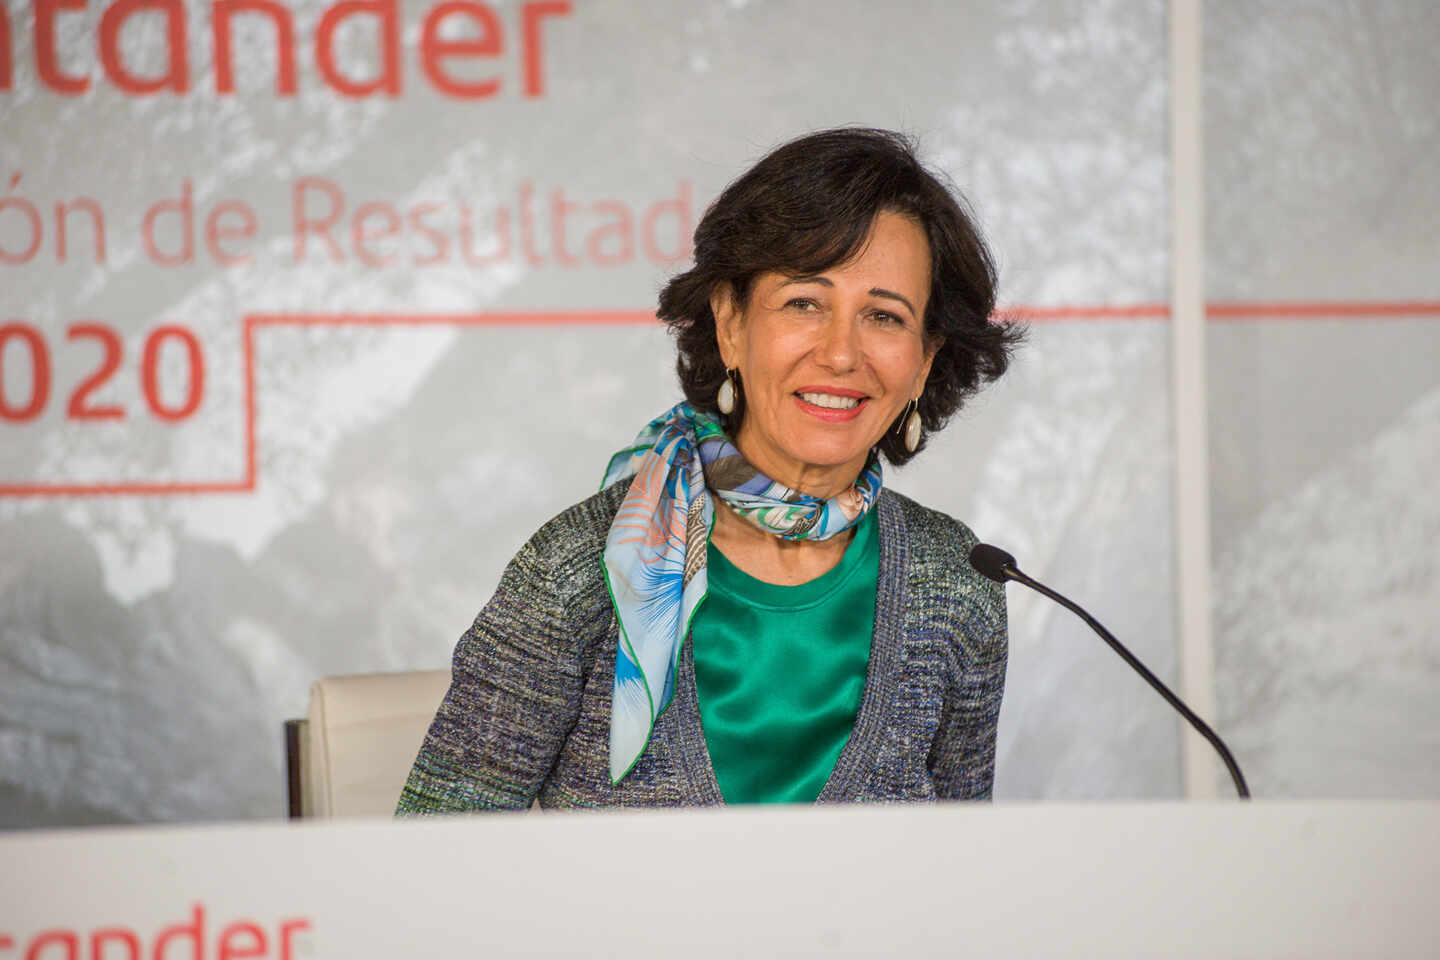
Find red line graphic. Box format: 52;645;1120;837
999;303;1171;321
247;311;660;328
1207;300;1440;320
2;301;1436;497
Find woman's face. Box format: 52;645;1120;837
713;210;938;496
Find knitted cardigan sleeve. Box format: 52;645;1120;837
913;504;1009;801
395;497;609;814
927;609;1007;799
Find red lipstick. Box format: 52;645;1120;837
793;387;869;422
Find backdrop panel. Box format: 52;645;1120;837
0;0;1175;825
1205;0;1440;797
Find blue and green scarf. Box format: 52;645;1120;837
600;401;882;783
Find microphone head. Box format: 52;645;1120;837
969;543;1018;583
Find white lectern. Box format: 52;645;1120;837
2;803;1436;957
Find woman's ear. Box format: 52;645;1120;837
915;337;943;396
710;284;741;368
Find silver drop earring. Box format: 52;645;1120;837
717;369;737;414
902;399;922;452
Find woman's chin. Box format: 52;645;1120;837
772;440;877;480
736;418;882;485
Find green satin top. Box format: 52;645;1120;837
691;508;879;804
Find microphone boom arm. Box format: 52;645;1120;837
996;556;1251;800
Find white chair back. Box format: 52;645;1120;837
296;670;450;818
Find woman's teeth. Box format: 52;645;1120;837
798;392;861;410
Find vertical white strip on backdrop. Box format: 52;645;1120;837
1168;0;1218;799
1204;3;1440;799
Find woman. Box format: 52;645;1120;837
397;128;1021;811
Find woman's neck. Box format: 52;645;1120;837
709;499;854;587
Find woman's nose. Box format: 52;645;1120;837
816;315;860;372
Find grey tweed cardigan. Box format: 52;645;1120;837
397;480;1008;812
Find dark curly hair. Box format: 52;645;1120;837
659;127;1022;465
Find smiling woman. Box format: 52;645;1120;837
713;212;934;483
398;128;1024;812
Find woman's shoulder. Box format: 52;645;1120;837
514;477;633;585
878;489;1004;620
879;488;983;561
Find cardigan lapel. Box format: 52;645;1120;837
815;490;909;802
674;627;726;804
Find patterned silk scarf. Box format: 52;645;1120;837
600;401;883;783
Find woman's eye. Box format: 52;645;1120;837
785;297;819;311
871;310;904;325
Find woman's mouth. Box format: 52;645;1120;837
797;391;861;410
794;389;868;421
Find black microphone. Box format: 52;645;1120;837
969;542;1250;799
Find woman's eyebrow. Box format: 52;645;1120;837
870;288;917;317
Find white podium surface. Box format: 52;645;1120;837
2;802;1437;958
